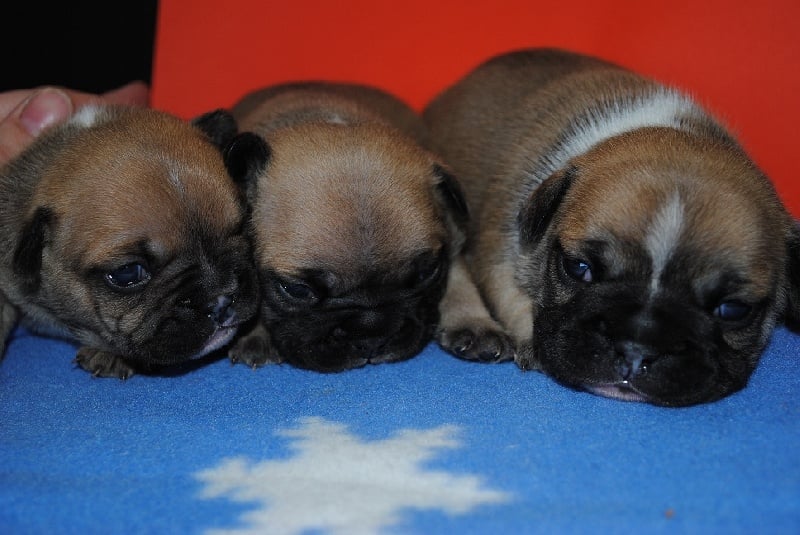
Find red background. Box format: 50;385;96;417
152;0;799;217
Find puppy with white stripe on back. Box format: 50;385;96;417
424;49;800;406
0;105;268;378
226;82;468;372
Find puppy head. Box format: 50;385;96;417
518;128;799;406
248;123;467;372
11;106;268;367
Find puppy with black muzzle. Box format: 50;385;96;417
227;82;468;372
424;49;800;406
0;105;268;378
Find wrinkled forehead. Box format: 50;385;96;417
558;171;780;289
262;187;445;275
254;152;445;274
39;140;241;264
565;163;770;236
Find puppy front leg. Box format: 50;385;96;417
228;320;282;369
479;260;539;371
74;348;137;379
437;255;515;362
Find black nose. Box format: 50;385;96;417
208;295;237;326
614;341;655;380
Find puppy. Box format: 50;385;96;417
424;49;800;406
0;105;268;378
227;82;468;372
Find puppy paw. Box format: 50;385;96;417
74;347;137;379
228;329;281;369
437;323;515;363
514;341;540;371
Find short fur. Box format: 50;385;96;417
424;49;800;406
0;106;265;378
229;82;468;372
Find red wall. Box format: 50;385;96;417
152;0;799;217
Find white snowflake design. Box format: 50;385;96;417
195;417;511;534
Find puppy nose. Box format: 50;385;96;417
614;341;653;379
207;295;237;327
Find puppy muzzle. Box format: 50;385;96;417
208;294;238;328
192;294;243;359
614;340;655;380
277;311;429;372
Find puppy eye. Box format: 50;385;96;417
279;281;317;300
106;263;151;289
562;255;593;283
714;300;751;322
415;262;441;286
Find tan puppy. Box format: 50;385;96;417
228;82;468;372
0;105;268;378
424;49;800;406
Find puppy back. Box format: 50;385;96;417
423;48;728;222
233;82;429;146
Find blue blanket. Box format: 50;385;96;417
1;324;799;534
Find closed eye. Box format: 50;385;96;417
414;260;442;287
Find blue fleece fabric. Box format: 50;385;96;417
1;325;798;534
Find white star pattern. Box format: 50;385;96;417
195;417;511;535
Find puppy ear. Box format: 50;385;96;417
432;164;470;251
518;165;578;246
223;133;271;185
783;223;800;331
192;109;238;149
12;207;54;293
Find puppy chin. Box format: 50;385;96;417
281;342;426;373
542;342;724;407
272;317;432;372
287;349;370;373
583;382;650;404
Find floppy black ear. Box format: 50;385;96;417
223;133;271;185
432;164;470;252
518;165;577;247
192;109;238;149
12;207;54;294
784;224;800;332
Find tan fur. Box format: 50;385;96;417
33;111;241;267
558;129;783;301
229;82;464;370
424;48;799;391
234;83;430;146
236;84;451;275
250;123;445;275
424;51;669;361
0;106;258;378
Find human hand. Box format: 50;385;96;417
0;81;149;166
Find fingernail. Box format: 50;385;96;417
19;89;73;136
